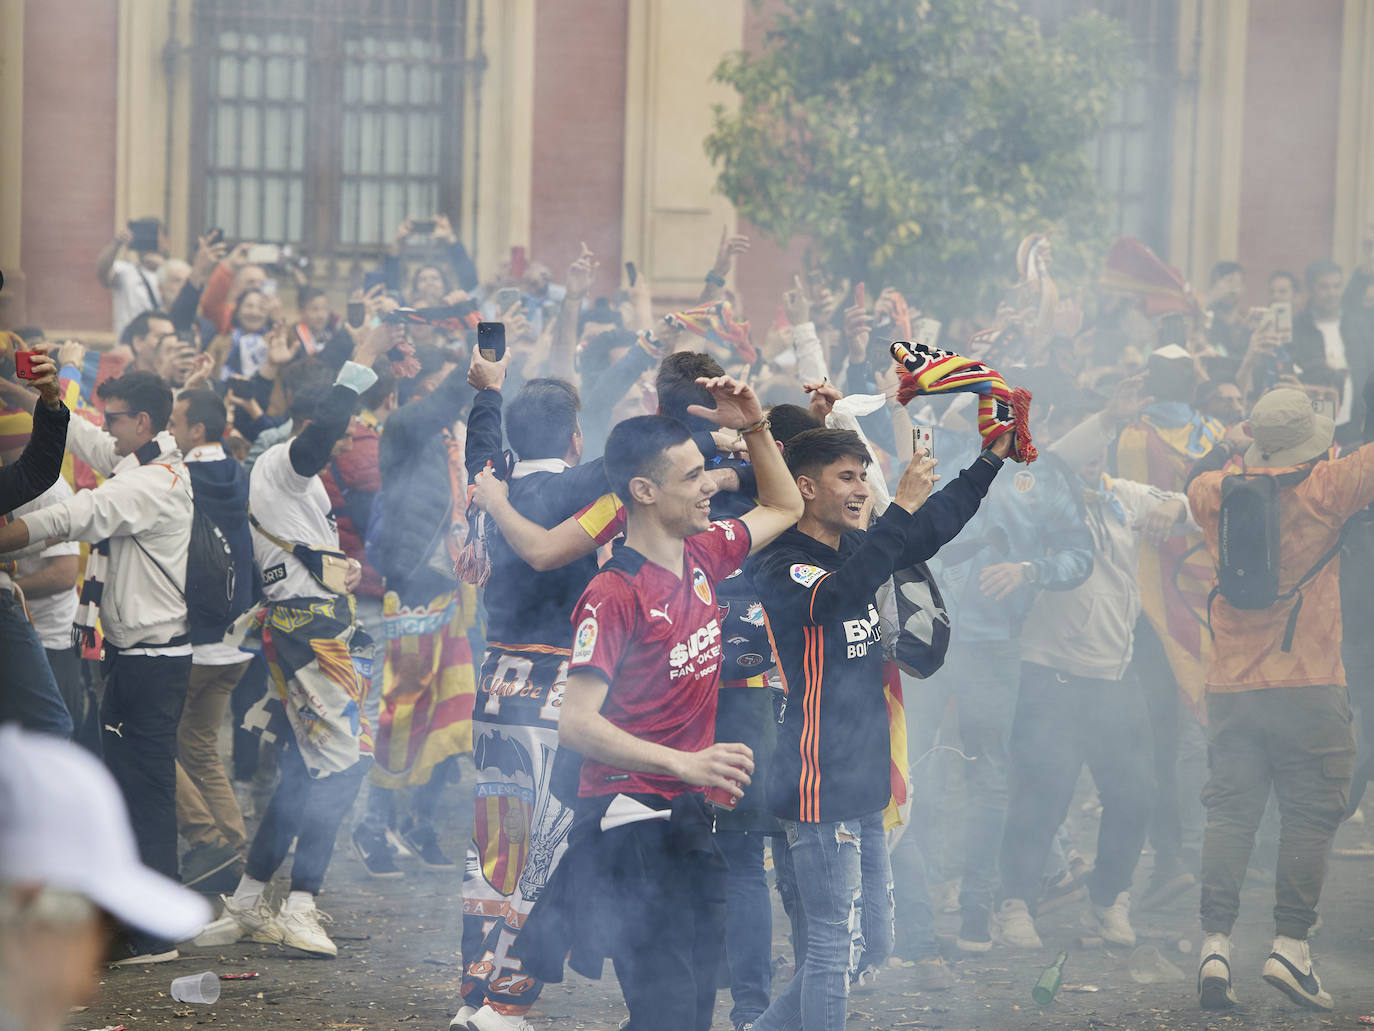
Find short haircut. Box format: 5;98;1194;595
1269;269;1298;291
783;428;871;480
297;286;327;309
506;378;581;460
578;329;637;376
1209;260;1244;285
280;357;332;401
358;363;396;411
1306;258;1342;289
179;388;227;443
656;351;724;427
767;403;821;444
1300;364;1346;400
97;370;174;432
289;382;334;425
604;415;692;504
578;298;623;337
1194;378;1238;410
121;309;172;347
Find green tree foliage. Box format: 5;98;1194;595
706;0;1133;318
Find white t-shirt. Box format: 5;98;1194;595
248;439;338;603
11;481;81;650
109;258;162;341
1317;316;1353;426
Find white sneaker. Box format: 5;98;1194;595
993;898;1042;948
449;1005;479;1029
1197;932;1237;1009
386;826;418;860
192;894;283;947
1262;935;1334;1011
277;897;337;958
464;1004;533;1031
1085;891;1136;947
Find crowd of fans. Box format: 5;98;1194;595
1;209;1373;1031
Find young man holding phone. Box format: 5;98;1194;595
511;377;802;1031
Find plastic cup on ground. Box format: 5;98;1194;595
170;971;221;1004
1127;944;1185;984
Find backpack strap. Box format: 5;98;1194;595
1274;519;1353;653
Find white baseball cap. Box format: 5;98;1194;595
0;725;210;941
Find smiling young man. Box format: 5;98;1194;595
511;375;802;1031
747;426;1010;1031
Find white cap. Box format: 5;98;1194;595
0;725;210;940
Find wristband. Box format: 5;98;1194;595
705;270;726;288
740;416;771;435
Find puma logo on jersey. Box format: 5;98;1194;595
842;603;883;659
583;601;602;617
649;606;672;624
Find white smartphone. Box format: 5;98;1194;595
913;425;934;458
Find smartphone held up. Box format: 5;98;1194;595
477;322;506;363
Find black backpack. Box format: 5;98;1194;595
1208;466;1346;652
137;500;238;638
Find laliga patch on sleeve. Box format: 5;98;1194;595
572;616;598;664
790;563;826;588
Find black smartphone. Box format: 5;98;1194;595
625;261;638;287
347;301;365;328
205;227;224;246
410;218;436;236
477;321;506;362
226;377;253;398
362;270;387;294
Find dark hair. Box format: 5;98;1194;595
178;388;227;443
604;415;692;505
289;382;335;425
1194;377;1238;410
230;288;269;330
655;351;724;427
506;378;581;460
783;428;871;480
409;263;452;300
397;342;449;404
97;370;174;432
1269;269;1298;291
121;309;173;347
1299;364;1346;401
767;403;821;444
1145;352;1196;404
297;285;328;309
280;357;332;403
578;297;623;337
1209;261;1244;285
578;329;637;376
1306;258;1342;290
359;364;396;411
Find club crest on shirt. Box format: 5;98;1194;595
1014;470;1035;494
742;602;765;627
692;567;711;605
737;652;764;667
572;617;597;664
790;563;826;587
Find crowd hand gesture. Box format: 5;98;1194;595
113;226;134;249
224;390;264;424
442;288;470;306
843;302;873;360
1245;322;1281;361
498;298;530;343
686;375;763;431
183;352;215;392
672;742;754;798
468;345;509;392
470;465;508;513
226;242;253;270
566;242;599;300
16;342;61;409
803;380;842;422
264;324;299;368
1138;497;1186;545
1103;373;1153;427
191;232;229;284
392;217;416;252
979;561;1027;601
711;225;751;279
432;213;457;244
57;339;86;372
892;449;939;514
783;275;812;326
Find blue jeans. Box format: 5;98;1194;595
0;591;73;737
716;829;773;1026
904;637;1021;916
755;810;893;1031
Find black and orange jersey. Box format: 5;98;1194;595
749;455;1001;823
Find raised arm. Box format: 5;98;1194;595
96;227;131;288
550;243;597;383
0;346;70;510
287;329;384;479
470;468;601;571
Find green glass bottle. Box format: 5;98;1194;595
1032;950;1069;1005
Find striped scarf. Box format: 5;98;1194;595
890;339;1037;463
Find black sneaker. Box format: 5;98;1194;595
402;824;457;870
955;907;992;954
351;826;403;878
181;841;241;889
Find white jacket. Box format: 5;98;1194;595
22;417;192;649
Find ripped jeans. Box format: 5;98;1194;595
755;809;893;1031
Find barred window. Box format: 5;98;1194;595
190;0;469;260
1021;0;1180;255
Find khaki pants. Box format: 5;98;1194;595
176;660;251;853
1200;684;1355;939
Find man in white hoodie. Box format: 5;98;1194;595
0;370;192;964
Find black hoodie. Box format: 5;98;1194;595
185;450;253;644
